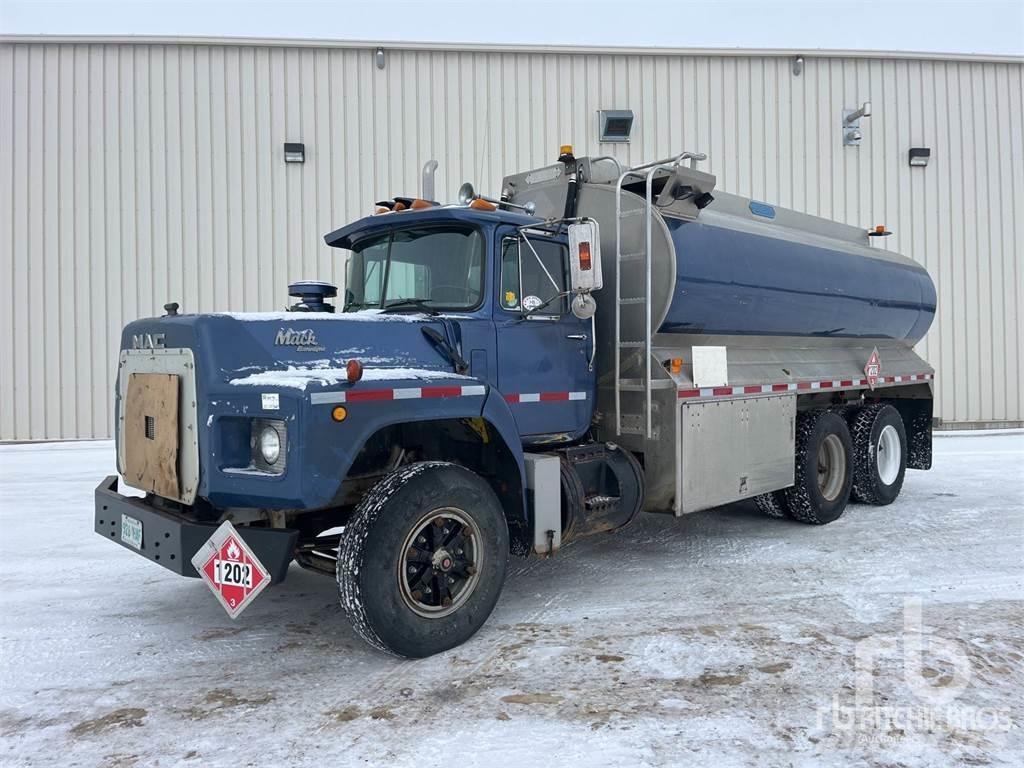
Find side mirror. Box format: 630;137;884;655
567;220;602;293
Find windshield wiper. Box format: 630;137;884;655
380;298;439;315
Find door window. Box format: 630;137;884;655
500;237;569;314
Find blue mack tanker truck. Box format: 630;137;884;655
95;147;937;657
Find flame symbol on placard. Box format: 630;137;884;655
226;540;241;560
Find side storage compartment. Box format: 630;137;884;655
678;394;795;513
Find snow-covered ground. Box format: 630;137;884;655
1;433;1021;767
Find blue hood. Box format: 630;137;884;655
121;310;470;387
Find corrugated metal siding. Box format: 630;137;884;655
1;41;1021;439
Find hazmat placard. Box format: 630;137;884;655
864;348;881;390
191;520;271;619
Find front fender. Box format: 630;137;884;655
202;377;508;510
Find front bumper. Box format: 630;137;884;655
94;476;299;583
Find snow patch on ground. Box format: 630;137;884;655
0;433;1021;766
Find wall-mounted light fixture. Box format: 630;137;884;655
283;143;305;163
375;47;386;70
598;109;634;143
908;147;931;167
842;101;871;146
792;56;804;76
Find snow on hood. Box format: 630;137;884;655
229;366;473;390
215;309;476;323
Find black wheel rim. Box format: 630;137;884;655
398;508;481;619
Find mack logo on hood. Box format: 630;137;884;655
131;333;165;350
274;328;325;351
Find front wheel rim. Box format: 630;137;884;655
817;434;847;502
398;508;482;619
876;424;901;486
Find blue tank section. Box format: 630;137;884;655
660;218;937;342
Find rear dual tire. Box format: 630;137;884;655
783;410;855;525
849;404;908;505
755;404;908;524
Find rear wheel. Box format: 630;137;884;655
785;410;854;525
337;461;509;657
850;404;907;505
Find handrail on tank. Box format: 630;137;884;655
589;156;623;176
626;150;707;175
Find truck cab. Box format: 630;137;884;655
96;197;642;658
330;207;595;441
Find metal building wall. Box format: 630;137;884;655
1;38;1022;439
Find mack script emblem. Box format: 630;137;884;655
275;328;325;351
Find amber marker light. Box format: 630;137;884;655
332;406;348;422
469;198;497;211
346;359;363;382
578;241;592;271
670;358;683;375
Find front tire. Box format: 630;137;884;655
337;461;509;658
784;410;854;525
850;404;908;505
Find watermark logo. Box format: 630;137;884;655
819;598;1013;746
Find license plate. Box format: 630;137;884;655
213;559;254;588
121;514;143;550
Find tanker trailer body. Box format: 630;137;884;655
92;146;935;658
500;149;935;517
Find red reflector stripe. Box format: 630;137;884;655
539;391;570;402
421;385;463;399
677;373;933;401
345;389;394;402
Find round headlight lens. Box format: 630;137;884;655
258;426;281;464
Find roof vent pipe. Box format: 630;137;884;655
421;159;438;202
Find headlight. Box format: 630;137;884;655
258;425;281;464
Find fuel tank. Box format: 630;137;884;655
660;205;937;342
503;159;937;345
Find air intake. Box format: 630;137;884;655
287;281;337;313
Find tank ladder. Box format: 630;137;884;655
614;152;706;439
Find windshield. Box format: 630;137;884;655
344;225;485;311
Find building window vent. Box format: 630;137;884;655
598;109;634;143
144;415;155;440
908;147;931;167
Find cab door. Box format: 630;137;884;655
494;229;594;441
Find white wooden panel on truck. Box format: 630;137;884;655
679;395;795;514
691;346;728;388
